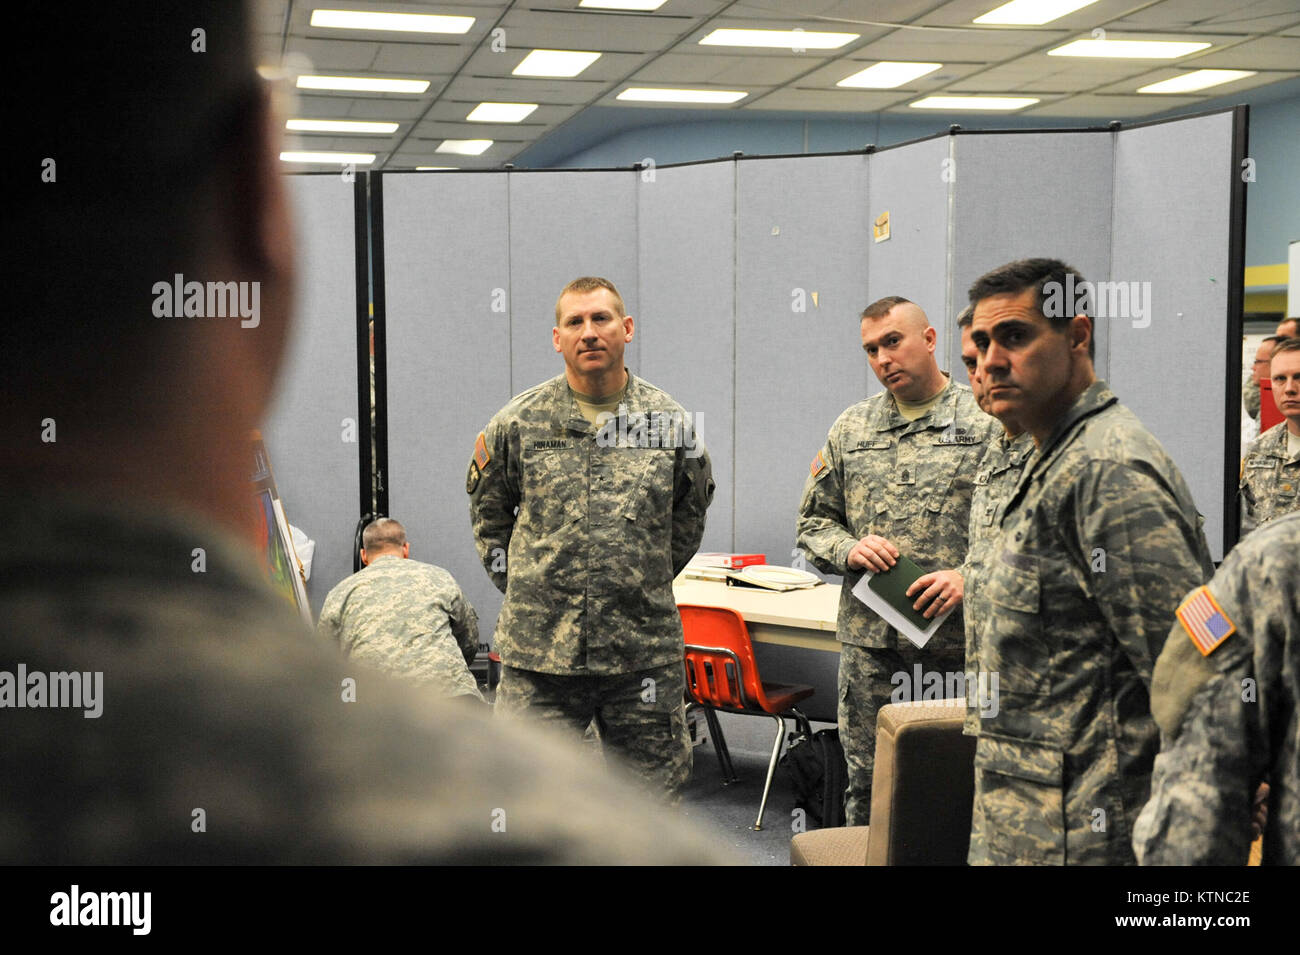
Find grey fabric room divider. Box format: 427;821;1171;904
636;160;736;554
263;174;364;614
1110;110;1240;561
734;153;871;573
376;106;1243;639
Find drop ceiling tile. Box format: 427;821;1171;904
1109;0;1300;33
745;88;910;111
286;95;356;119
631;52;816;85
285;37;382;71
347;97;437;120
1188;36;1300;69
370;41;473;74
1025;92;1203;117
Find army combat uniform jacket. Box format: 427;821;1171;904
468;373;714;675
961;429;1035;737
1239;420;1300;534
1134;511;1300;865
797;379;995;653
317;555;483;700
973;381;1213;865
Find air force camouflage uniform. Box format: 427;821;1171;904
317;555;483;701
960;429;1035;864
468;372;714;794
1134;511;1300;865
972;382;1213;865
1239;421;1300;535
797;379;994;825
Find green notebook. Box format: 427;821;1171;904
865;555;935;631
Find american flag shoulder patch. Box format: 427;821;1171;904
810;450;828;478
474;432;491;470
1176;586;1236;657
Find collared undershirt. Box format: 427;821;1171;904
569;376;629;426
895;378;950;422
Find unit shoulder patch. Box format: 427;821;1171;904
1175;585;1237;657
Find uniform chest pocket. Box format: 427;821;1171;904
521;444;584;534
620;448;676;522
921;442;977;516
980;552;1050;698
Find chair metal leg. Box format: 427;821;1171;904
702;706;738;784
752;713;786;831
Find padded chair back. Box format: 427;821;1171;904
679;604;772;713
866;700;976;865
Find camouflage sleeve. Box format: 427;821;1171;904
1072;461;1209;686
1239;460;1259;537
1134;612;1263;865
316;587;344;651
795;428;855;576
449;586;480;667
1243;375;1260;419
671;439;714;577
467;421;517;594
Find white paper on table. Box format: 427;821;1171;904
850;572;955;649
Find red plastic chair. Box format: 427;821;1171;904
680;604;814;831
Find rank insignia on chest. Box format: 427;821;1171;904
474;432;491;470
810;450;828;478
1175;586;1236;656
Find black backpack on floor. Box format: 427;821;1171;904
783;728;847;829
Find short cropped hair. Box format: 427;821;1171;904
555;277;625;325
956;304;975;329
967;257;1095;359
362;518;407;552
1277;318;1300;338
860;296;913;321
1271;337;1300;359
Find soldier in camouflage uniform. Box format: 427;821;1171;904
1239;337;1300;536
798;297;994;826
2;4;734;865
468;277;714;796
318;517;483;701
955;307;1035;864
1134;511;1300;865
967;258;1212;865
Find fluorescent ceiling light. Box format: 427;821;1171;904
974;0;1099;25
579;0;666;9
297;75;430;94
467;102;538;123
838;61;942;89
280;151;376;164
286;119;398;134
617;87;748;104
513;49;601;78
1137;69;1257;93
416;166;457;170
309;9;473;34
699;28;858;50
437;139;493;155
1048;38;1211;58
910;95;1039;110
